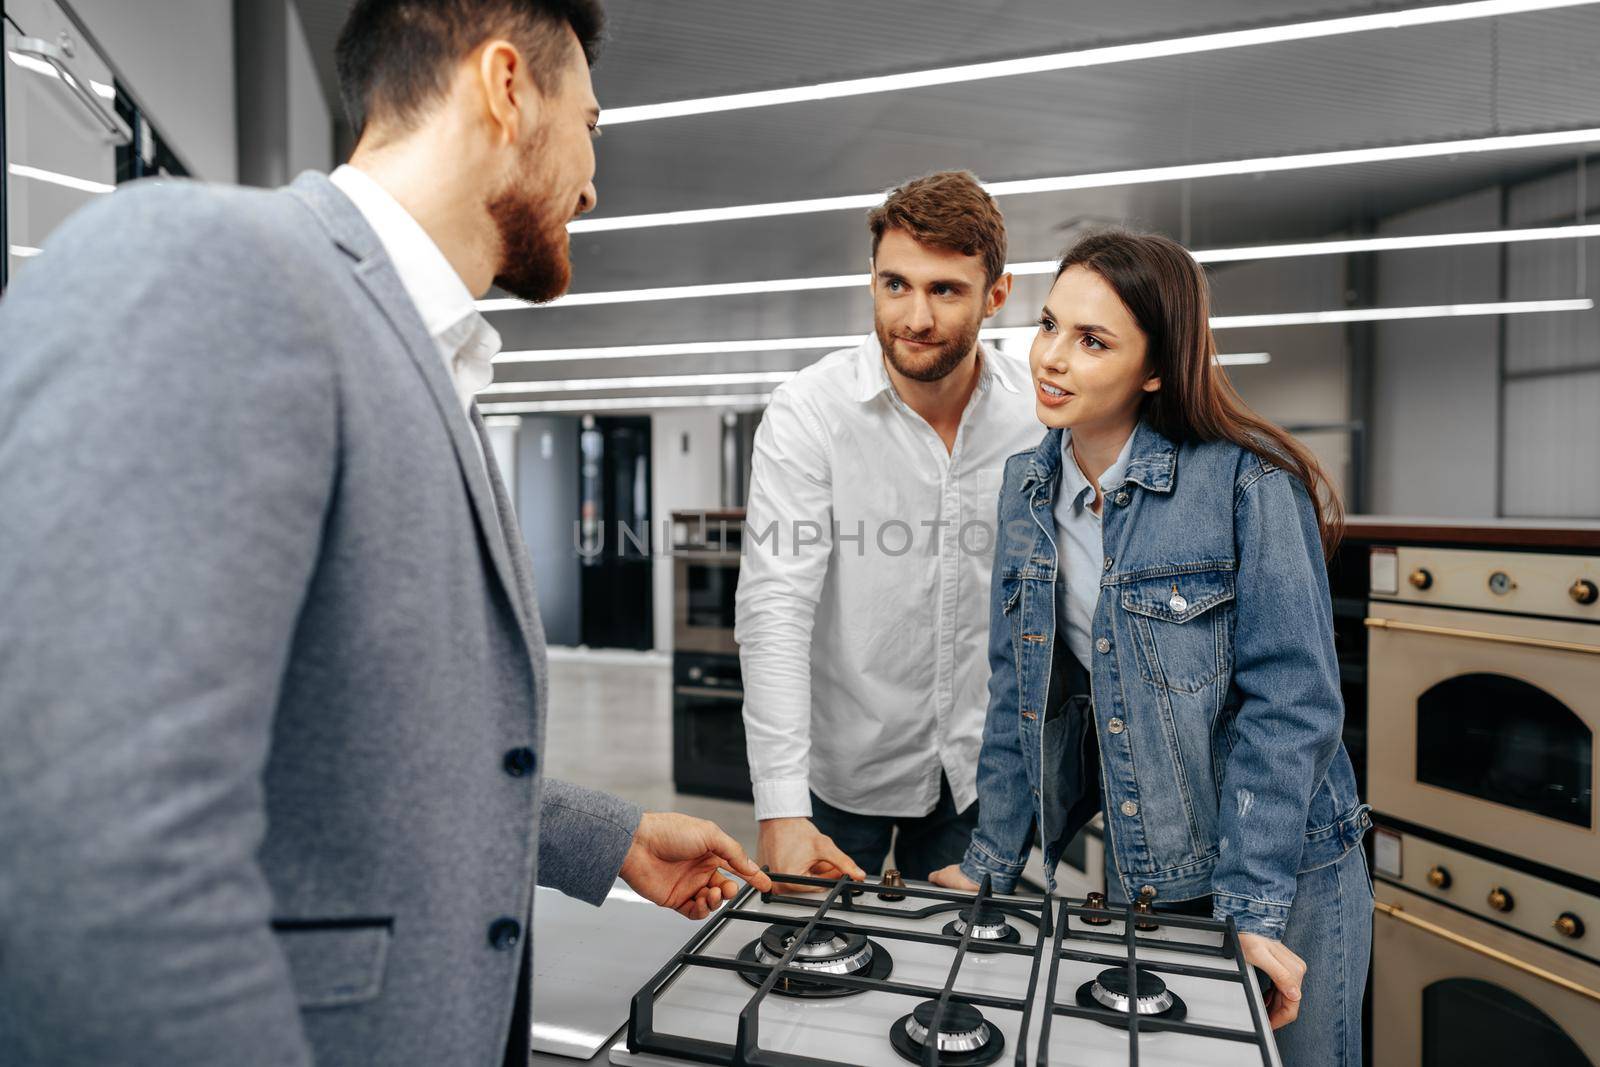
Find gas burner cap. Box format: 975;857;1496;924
737;922;894;998
942;903;1021;946
1075;966;1188;1026
754;924;872;973
890;999;1005;1066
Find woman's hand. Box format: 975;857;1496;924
1238;932;1306;1029
929;864;980;891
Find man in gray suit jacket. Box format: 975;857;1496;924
0;1;772;1063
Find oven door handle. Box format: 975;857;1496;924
11;35;133;145
1364;617;1600;656
674;686;745;701
1374;901;1600;1005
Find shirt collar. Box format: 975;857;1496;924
328;165;502;408
1060;425;1138;515
852;332;1024;403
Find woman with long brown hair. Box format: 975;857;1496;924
932;229;1371;1065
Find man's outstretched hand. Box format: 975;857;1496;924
619;812;774;919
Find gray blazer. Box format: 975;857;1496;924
0;172;643;1065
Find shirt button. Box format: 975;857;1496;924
1121;800;1139;818
1107;717;1125;734
1103;556;1114;571
1114;491;1130;506
1096;637;1111;655
487;917;522;951
502;747;537;777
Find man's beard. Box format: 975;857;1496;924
486;136;573;304
875;316;981;383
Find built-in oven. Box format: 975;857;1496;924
1365;545;1600;1066
1366;546;1599;881
1372;829;1600;1066
672;549;740;657
671;652;751;801
670;511;750;799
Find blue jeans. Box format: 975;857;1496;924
1113;844;1376;1062
1113;843;1373;1067
1271;844;1373;1067
809;774;977;879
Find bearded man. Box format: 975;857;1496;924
737;171;1042;890
0;2;771;1065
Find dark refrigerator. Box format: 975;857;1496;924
578;414;654;650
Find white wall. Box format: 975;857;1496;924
285;0;332;175
69;0;237;182
650;410;724;653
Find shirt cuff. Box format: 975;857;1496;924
753;778;812;821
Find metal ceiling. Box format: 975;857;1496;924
291;0;1600;399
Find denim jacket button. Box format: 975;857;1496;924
1120;800;1139;818
1095;637;1111;655
1103;556;1114;571
1114;491;1130;506
1107;717;1125;734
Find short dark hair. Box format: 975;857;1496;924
335;0;605;140
867;171;1008;287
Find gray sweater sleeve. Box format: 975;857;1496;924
0;184;339;1066
537;779;644;906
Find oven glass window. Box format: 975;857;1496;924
1422;978;1589;1067
1416;673;1593;828
687;563;738;629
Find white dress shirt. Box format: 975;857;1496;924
1052;429;1136;670
327;165;501;427
735;333;1044;820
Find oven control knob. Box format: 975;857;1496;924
1408;568;1434;590
1554;913;1586;940
1426;866;1452;890
1487;887;1514;913
1571;579;1599;606
688;666;703;680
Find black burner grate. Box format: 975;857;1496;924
1037;897;1276;1066
625;871;1276;1067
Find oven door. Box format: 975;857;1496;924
1373;881;1600;1067
673;551;740;656
1367;602;1599;882
671;656;751;801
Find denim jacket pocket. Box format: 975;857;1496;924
1120;569;1236;694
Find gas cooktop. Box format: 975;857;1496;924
610;872;1280;1067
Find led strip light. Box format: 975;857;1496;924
481;353;1274;398
479;223;1600;312
479;392;776;414
600;1;1600;125
493;300;1592;366
564;127;1600;234
7;163;115;195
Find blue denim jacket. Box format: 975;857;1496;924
958;421;1370;939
